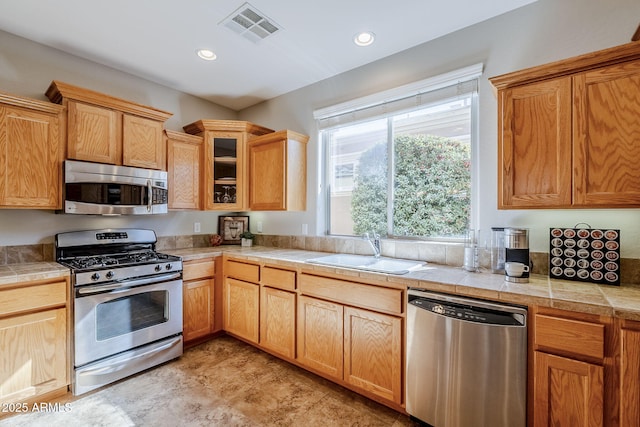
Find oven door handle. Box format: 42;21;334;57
77;272;182;295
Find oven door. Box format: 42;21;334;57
74;273;182;367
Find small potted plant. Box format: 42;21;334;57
240;230;256;247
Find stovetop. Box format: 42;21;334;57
55;228;183;287
59;250;180;271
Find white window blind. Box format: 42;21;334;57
314;63;483;130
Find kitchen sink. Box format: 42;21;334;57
305;254;427;275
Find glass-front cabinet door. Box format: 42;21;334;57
210;132;244;210
182;120;275;211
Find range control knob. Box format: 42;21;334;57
155;264;162;272
106;271;114;280
165;263;173;271
91;272;100;281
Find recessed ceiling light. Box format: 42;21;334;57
354;31;375;47
196;49;217;61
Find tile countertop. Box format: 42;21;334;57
0;262;70;287
171;246;640;322
4;246;639;322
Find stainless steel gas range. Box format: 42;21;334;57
55;228;183;395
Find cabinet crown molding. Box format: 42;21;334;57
0;91;64;114
249;129;309;145
45;80;172;122
490;41;640;89
183;119;273;136
164;129;203;144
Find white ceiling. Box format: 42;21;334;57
0;0;536;111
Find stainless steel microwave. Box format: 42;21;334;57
63;160;168;215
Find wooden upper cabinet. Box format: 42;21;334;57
248;130;309;211
183;120;273;211
165;130;202;210
499;78;572;208
573;61;640;206
67;100;120;164
123;114;165;169
0;92;65;209
490;41;640;209
46;80;172;169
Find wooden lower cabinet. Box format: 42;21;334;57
297;295;344;378
223;278;259;343
222;259;404;408
533;351;604;427
0;309;67;403
531;307;615;427
0;279;68;404
182;258;217;344
260;286;296;359
344;306;402;404
183;278;214;342
296;294;403;405
620;321;640;427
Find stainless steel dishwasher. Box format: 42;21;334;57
406;288;527;427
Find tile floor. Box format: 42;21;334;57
1;336;419;426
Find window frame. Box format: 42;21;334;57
316;65;482;240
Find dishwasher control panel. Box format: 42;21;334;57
409;295;525;326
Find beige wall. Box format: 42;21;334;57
238;0;640;257
2;0;640;258
0;30;240;245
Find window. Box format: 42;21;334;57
316;65;480;239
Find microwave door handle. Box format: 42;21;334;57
147;179;152;212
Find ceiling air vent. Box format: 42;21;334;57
221;2;281;43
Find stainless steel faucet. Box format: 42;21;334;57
364;232;381;258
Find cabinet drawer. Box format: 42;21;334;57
535;314;604;360
262;266;296;291
225;259;260;283
0;281;67;317
299;274;402;315
183;259;216;281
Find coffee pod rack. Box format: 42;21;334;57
549;223;620;286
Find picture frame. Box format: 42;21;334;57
218;215;249;245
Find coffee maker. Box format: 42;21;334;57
504;228;530;282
